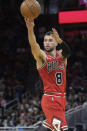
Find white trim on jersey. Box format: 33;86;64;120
43;121;52;131
37;62;47;70
44;94;66;98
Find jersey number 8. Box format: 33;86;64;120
55;72;62;85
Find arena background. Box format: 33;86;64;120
0;0;87;131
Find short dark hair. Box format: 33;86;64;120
44;31;53;36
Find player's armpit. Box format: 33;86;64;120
31;42;46;63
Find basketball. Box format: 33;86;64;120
20;0;41;19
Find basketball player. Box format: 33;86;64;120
25;18;71;131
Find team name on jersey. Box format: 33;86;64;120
47;60;64;72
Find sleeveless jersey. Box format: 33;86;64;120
38;51;66;94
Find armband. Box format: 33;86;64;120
59;41;71;58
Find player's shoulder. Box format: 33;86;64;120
56;50;62;57
57;50;67;64
57;49;62;55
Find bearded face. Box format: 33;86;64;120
44;35;57;53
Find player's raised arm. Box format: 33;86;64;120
25;18;46;62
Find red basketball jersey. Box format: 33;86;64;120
38;51;66;94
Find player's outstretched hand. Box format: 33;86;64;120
24;18;34;29
51;28;63;44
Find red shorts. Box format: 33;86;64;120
41;94;68;131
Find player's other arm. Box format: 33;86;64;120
52;28;71;59
25;18;46;63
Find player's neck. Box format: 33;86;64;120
47;49;56;57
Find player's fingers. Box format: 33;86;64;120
24;17;27;22
24;18;34;23
52;28;60;38
52;28;58;35
52;28;57;32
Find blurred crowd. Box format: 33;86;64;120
66;31;87;110
0;0;87;128
0;93;44;127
